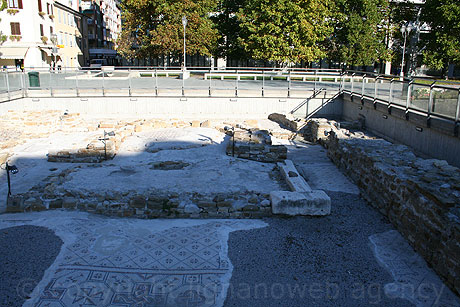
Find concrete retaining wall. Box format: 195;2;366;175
0;94;342;119
342;94;460;167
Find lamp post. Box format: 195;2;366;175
5;162;19;197
400;23;413;78
50;33;58;72
182;16;187;71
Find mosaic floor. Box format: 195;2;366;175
0;211;266;307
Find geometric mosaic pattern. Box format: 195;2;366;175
1;212;265;307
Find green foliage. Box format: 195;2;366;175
238;0;333;64
328;0;391;67
212;0;247;60
1;0;7;11
421;0;460;72
119;0;218;60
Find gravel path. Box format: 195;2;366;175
224;191;412;307
0;225;63;307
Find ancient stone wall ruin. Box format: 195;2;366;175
301;117;460;296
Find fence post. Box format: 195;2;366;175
75;70;79;97
455;89;460;123
374;75;379;101
182;69;185;96
155;69;158;96
288;70;291;98
405;80;412;116
235;70;238;97
351;73;355;94
314;70;317;91
20;71;25;98
262;70;264;97
49;71;53;97
361;74;366;99
128;69;132;96
208;69;211;96
102;70;105;96
5;72;10;101
389;78;394;107
427;82;436;115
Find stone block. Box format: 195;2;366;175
278;160;312;192
270;190;331;216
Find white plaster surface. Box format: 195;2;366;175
0;211;267;307
369;230;460;307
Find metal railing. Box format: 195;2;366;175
342;71;460;123
0;67;459;126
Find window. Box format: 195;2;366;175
38;0;42;12
50;26;53;34
40;24;44;36
47;3;49;14
8;0;22;9
58;10;61;22
50;4;53;15
10;22;21;35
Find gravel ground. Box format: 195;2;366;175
224;191;412;307
0;225;63;307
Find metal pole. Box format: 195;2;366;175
75;69;79;97
6;162;11;196
351;73;355;94
361;74;366;99
49;71;53;96
455;89;460;123
262;70;264;97
389;78;394;105
183;24;186;70
235;70;238;97
19;71;24;98
400;31;407;79
314;70;317;91
5;72;10;101
374;76;379;101
288;70;291;98
155;69;158;96
102;69;105;96
406;80;412;113
428;82;435;115
209;69;211;96
128;68;132;96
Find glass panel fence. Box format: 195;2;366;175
432;87;459;119
409;84;431;112
363;77;375;98
375;78;392;102
391;81;406;107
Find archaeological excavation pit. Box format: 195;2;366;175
1;111;333;218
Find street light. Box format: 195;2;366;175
182;16;187;71
400;23;413;78
4;162;19;197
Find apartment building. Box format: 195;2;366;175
0;0;56;68
80;0;120;65
54;1;89;67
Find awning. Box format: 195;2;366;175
40;47;53;56
0;47;28;59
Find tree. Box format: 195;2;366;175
421;0;460;77
118;0;219;62
238;0;333;65
212;0;247;61
328;0;391;68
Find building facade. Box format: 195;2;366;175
54;1;89;68
0;0;56;68
80;0;121;65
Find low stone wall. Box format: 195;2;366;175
6;167;274;219
226;129;287;163
324;127;460;295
